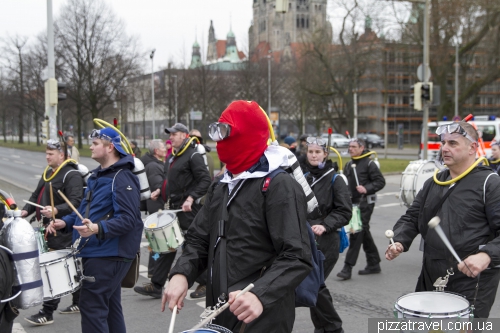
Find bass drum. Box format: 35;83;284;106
399;160;437;207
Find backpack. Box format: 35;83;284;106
262;168;326;308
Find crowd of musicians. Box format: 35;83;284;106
1;100;500;333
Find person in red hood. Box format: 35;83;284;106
161;100;312;332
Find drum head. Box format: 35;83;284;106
39;249;73;264
413;161;437;194
144;211;177;229
396;292;469;317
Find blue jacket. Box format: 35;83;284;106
63;155;142;259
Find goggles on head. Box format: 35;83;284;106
46;139;63;152
306;137;327;150
89;129;114;142
208;122;231;142
435;123;476;143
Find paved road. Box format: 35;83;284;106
0;148;497;333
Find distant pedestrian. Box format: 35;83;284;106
131;140;141;158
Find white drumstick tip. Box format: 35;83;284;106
352;163;356;168
385;230;394;239
428;216;441;229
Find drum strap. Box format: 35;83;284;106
218;188;230;302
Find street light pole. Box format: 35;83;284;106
172;75;178;123
422;0;430;160
454;42;459;117
150;49;156;139
267;51;272;117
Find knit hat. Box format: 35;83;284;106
216;100;269;174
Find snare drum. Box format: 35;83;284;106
39;249;81;300
394;292;470;332
34;227;48;254
400;160;437;207
144;211;184;253
181;324;233;333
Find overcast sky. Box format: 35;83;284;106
1;0;254;70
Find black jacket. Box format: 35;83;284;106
163;142;211;206
141;152;165;214
169;173;313;332
393;166;500;317
344;151;385;202
23;162;83;249
0;243;14;332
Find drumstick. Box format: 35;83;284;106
190;283;254;331
23;199;46;209
57;190;94;232
428;216;462;264
49;182;57;236
351;163;360;187
385;230;396;250
168;305;177;333
165;209;182;214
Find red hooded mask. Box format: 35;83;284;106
216;100;269;174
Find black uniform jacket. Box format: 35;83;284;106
163;142;211;229
169;172;313;332
22;163;83;249
141;152;165;214
393;166;500;317
344;151;385;202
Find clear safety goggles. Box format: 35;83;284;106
46;139;63;152
89;129;113;142
306;137;327;149
208;122;231;142
435;123;476;143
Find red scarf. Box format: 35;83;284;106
216;101;269;174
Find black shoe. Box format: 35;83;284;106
358;264;381;275
190;284;206;298
24;310;54;326
336;264;352;280
59;304;80;314
134;282;162;298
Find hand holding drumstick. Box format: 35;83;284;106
57;190;95;233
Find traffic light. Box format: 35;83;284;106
421;82;433;102
113;118;120;129
58;82;67;101
410;83;422;111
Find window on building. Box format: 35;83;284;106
301;18;305;28
403;96;409;105
488;97;494;105
475;96;481;105
402;76;409;85
289;3;292;9
306;18;309;28
319;5;321;10
389;96;396;104
388;52;395;62
297;17;300;27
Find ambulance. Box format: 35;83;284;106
420;115;500;160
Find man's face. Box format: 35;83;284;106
155;143;167;160
46;149;65;169
66;137;75;147
169;132;188;149
491;145;500;160
440;133;476;168
90;138;111;161
348;142;364;157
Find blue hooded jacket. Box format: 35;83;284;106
63;154;142;259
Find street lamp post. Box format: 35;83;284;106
267;50;272;116
150;49;156;139
172;75;178;124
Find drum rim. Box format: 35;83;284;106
43;285;81;301
395;291;470;318
143;212;178;231
39;250;75;265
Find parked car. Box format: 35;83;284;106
357;133;385;149
320;133;350;148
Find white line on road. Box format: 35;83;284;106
34;175;41;179
11;155;20;158
139;264;148;272
140;241;149;248
375;203;401;209
378;192;399;197
12;323;27;333
31;164;43;168
13;161;25;164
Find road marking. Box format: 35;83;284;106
378;192;399;197
196;301;205;308
31;164;43;168
11;155;20;158
12;323;27;333
140;241;149;248
139;264;148;272
14;160;25;164
375;203;401;209
34;175;41;179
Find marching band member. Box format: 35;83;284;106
489;141;500;174
337;138;386;280
48;127;143;332
387;121;500;318
162;100;312;332
305;137;352;333
22;139;83;326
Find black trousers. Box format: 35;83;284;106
42;290;80;315
151;250;207;289
344;201;381;267
310;231;343;333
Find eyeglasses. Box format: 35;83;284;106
89;129;113;142
306;137;326;146
436;123;476;143
208;122;231;142
46;139;63;151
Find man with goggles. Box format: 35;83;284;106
208;122;231;142
387;121;500;318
